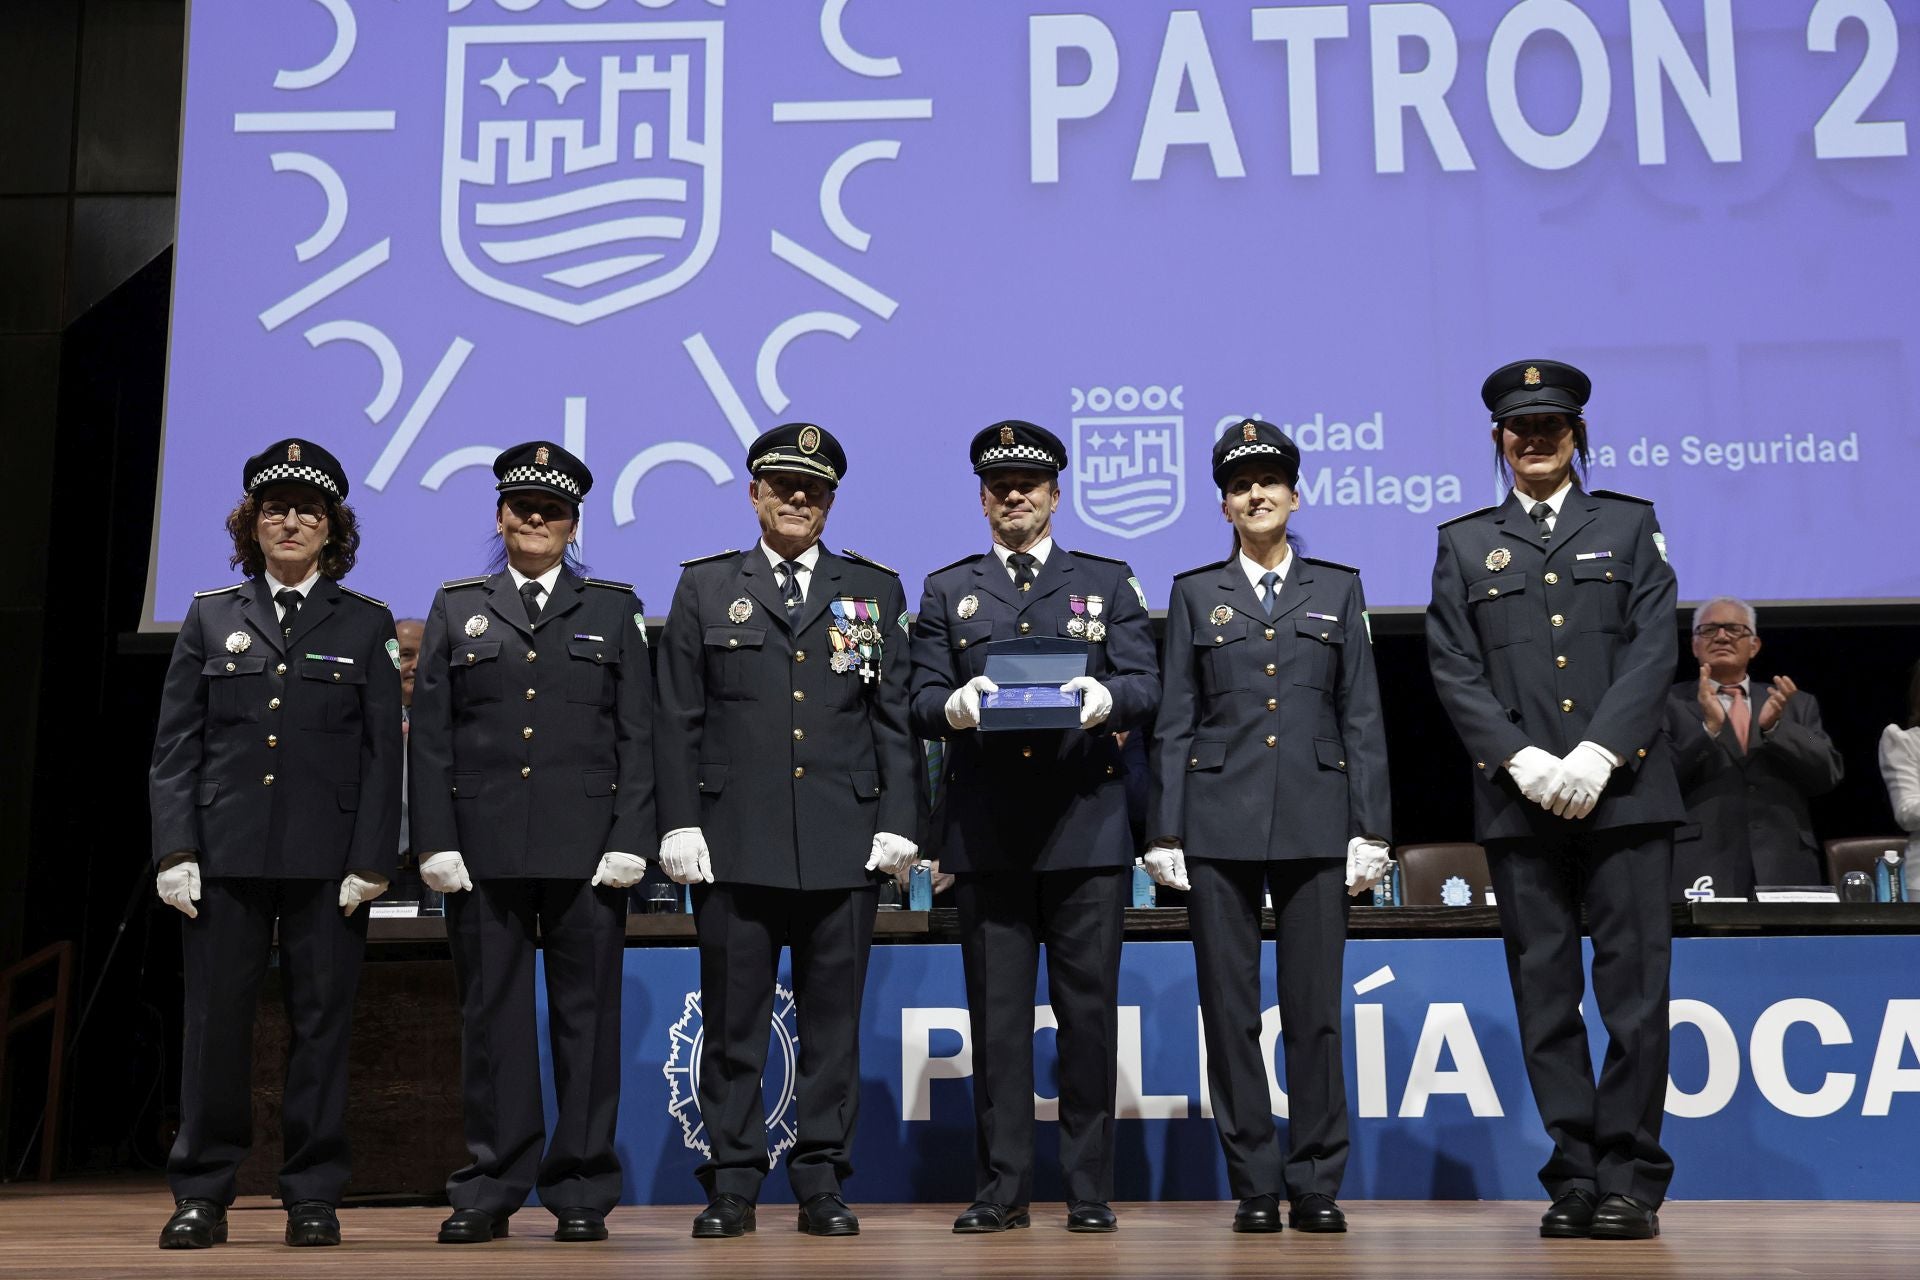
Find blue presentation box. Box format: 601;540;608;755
979;637;1087;731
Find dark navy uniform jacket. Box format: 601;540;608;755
409;570;656;879
1426;488;1684;842
654;548;919;891
908;548;1160;874
150;577;403;878
1149;556;1390;860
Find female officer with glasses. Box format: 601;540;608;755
1145;420;1390;1237
408;441;656;1245
1425;360;1683;1241
149;439;402;1250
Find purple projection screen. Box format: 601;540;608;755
150;0;1919;625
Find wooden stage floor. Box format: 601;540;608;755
2;1180;1914;1278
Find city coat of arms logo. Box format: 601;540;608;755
442;18;724;326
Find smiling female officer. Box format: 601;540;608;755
1145;420;1390;1237
1425;360;1682;1241
408;441;656;1245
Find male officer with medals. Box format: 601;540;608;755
149;439;402;1248
1426;361;1683;1240
654;423;920;1239
907;420;1160;1235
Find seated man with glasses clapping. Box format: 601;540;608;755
1665;596;1844;899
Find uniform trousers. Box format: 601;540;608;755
1485;824;1675;1208
954;866;1127;1208
1188;856;1349;1201
445;877;626;1216
691;881;879;1201
170;876;368;1206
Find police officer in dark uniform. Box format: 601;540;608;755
654;423;919;1239
408;441;656;1245
907;421;1160;1235
1426;361;1683;1240
1145;421;1391;1235
149;439;402;1249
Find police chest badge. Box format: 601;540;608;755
1485;547;1512;572
727;597;753;624
464;614;488;638
956;593;979;620
225;631;251;654
1210;604;1235;626
828;597;883;681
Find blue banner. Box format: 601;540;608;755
535;935;1920;1203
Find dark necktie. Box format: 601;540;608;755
274;588;302;638
778;560;804;612
1529;501;1553;541
1259;570;1281;617
1008;552;1037;593
520;579;544;624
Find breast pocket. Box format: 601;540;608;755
704;625;765;700
952;622;994;678
1572;561;1633;634
1197;629;1248;695
567;639;615;706
1293;618;1343;689
294;657;367;731
203;654;267;724
449;639;504;707
1467;572;1530;649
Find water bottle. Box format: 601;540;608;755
1877;850;1906;903
908;863;933;911
1131;861;1157;908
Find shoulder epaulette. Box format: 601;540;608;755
930;553;982;576
1301;556;1359;576
1172;559;1231;581
1070;550;1129;567
193;583;242;598
441;575;489;589
337;584;388;608
1438;504;1499;528
583;577;634;591
837;548;898;575
679;549;739;567
1590;488;1654;506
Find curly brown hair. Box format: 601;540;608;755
224;491;361;579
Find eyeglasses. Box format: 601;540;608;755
260;501;327;527
1693;622;1754;640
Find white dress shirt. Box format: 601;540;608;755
1879;723;1920;862
507;562;563;613
266;568;320;622
1237;547;1293;610
992;535;1053;583
1512;479;1573;533
759;539;820;603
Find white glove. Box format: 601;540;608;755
420;850;473;894
1060;675;1113;729
1345;837;1392;898
1143;845;1189;891
865;831;919;876
659;827;714;885
1505;746;1562;809
156;856;201;919
338;871;390;915
943;675;999;731
591;851;648;889
1548;740;1617;820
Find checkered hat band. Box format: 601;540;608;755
499;465;582;496
1219;443;1291;467
751;451;839;481
247;463;341;497
977;444;1060;467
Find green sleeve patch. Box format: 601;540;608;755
634;613;649;646
385;638;401;669
897;610;909;634
1127;576;1148;609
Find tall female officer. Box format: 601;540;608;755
408;442;656;1244
1426;360;1682;1240
149;439;401;1248
1144;420;1390;1236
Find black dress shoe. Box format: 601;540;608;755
1589;1193;1659;1240
1540;1189;1598;1238
285;1201;341;1247
437;1208;511;1243
1232;1193;1283;1233
691;1193;756;1239
1066;1200;1117;1233
952;1202;1031;1233
159;1199;227;1249
797;1192;860;1236
1289;1193;1347;1233
553;1207;608;1242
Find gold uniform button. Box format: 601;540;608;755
466;652;477;665
794;650;806;662
1264;663;1276;676
1021;747;1033;759
728;638;738;648
520;766;531;778
1264;628;1275;640
332;671;342;681
266;735;277;748
595;652;603;662
1551;613;1565;627
262;774;275;786
1476;761;1487;769
1106;765;1116;776
1190;757;1199;766
1487;588;1498;598
268;697;281;710
1320;631;1330;640
1603;570;1614;582
526;649;537;662
1265;735;1277;748
1544;572;1559;585
793;766;805;779
793;728;805;741
1214;635;1223;645
1637;747;1648;758
1561;699;1575;712
276;663;287;675
957;638;969;649
1019;621;1031;634
1339;760;1346;768
1266;698;1278;710
792;689;805;702
525;688;536;700
1555;655;1567;668
225;661;236;672
522;726;533;739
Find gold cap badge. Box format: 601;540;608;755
1242;421;1257;442
287;442;302;462
999;425;1015;447
1523;366;1541;386
534;445;550;466
798;425;820;455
